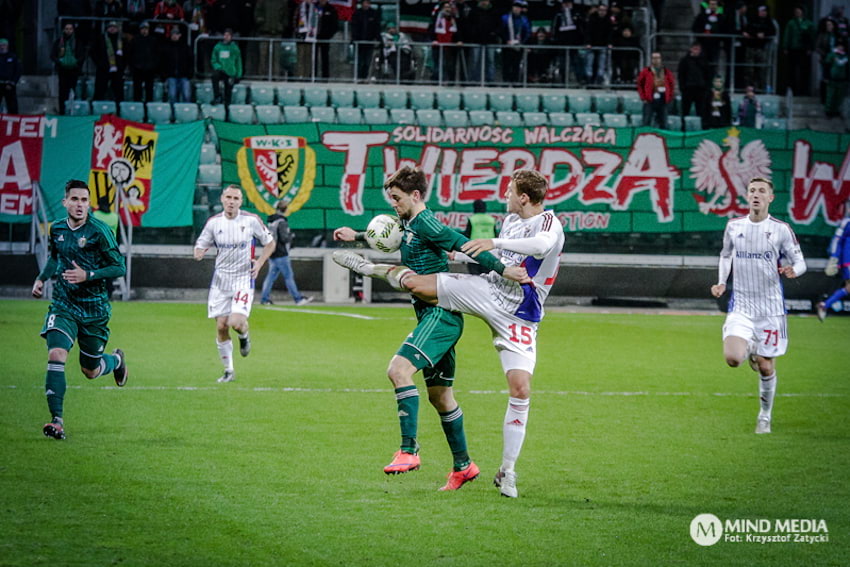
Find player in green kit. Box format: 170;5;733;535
333;167;526;490
31;180;128;440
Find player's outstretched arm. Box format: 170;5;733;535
333;226;361;242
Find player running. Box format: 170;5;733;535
817;201;850;321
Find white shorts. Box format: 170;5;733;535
436;273;537;374
722;312;788;358
208;286;254;319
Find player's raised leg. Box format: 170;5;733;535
332;250;414;291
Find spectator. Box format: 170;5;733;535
637;51;674;129
826;5;849;43
613;25;640;85
51;23;85;115
703;74;732;128
184;0;210;73
584;2;613;85
678;42;710;130
253;0;286;78
94;0;126;29
92;21;126;102
315;0;338;79
260;200;313;307
351;0;381;81
783;5;815;96
462;199;497;275
728;1;748;89
527;28;554;83
0;38;20;114
129;21;159;102
379;22;415;82
737;84;762;127
817;19;838;104
691;0;725;72
153;0;185;38
126;0;149;26
294;0;338;79
824;40;849;117
745;5;775;92
500;0;530;84
466;0;501;84
211;28;241;105
238;0;256;38
430;1;463;84
551;0;586;85
161;25;193;103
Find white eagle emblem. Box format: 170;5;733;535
690;127;772;217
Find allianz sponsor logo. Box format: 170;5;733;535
735;250;775;262
690;514;829;546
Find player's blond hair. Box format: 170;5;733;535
384;167;428;198
748;177;773;192
512;169;548;204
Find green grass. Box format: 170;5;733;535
0;300;847;566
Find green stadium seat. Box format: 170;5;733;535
200;143;218;165
515;93;540;112
201;103;226;121
330;88;355;108
283;105;309;122
153;81;165;102
123;80;134;102
337;107;363;124
602;113;629;127
462;92;487;111
595;94;619;114
541;94;566;113
256;105;283;124
549;112;575;126
468;110;495;125
416;109;442;126
683;115;702;131
197;164;222;185
173;102;199;123
621;93;643;116
68;100;92;116
228;104;255;124
310;106;336;122
119;101;145;122
383;90;408;109
146;102;172;124
763;117;787;130
442;110;468;127
277;86;302;106
522;112;547;126
390;108;415;123
410;90;435;110
568;94;592;113
303;86;329;107
761;97;780;118
230;84;248;104
195;83;214;104
355;90;382;108
489;93;514;112
251;85;276;105
91;100;117;115
436;91;461;110
496;111;522;126
574;112;600;125
665;116;683;130
363;107;390;124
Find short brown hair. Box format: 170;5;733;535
511;169;548;204
64;179;88;194
748;177;773;192
383;166;428;198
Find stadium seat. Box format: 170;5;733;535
119;101;145;122
761;97;781;118
231;84;248;104
595;94;619;114
303;86;329;107
383;90;408;109
683;115;702;131
489;93;514;112
123;81;134;102
68;100;92;116
330;88;355;108
496;111;522;126
200;103;226;121
277;86;302;106
363;107;390;125
200;143;218;165
442;110;469;127
436;90;461;110
621;93;643;116
310;106;336;122
416;109;442;127
91;100;117;115
515;93;540;113
410;90;435;110
173;102;199;123
602;113;629;127
468;110;495;126
256;104;283;124
337;107;363;124
522;112;548;126
146;102;172;124
549;112;575;126
390;108;415;123
568;94;592;113
197;164;222;185
462;92;487;111
763;117;787;130
283;105;309;123
251;85;276;105
665;116;683;131
153;81;165;102
228;104;255;124
574;112;600;125
541;94;566;113
195;83;214;104
355;90;382;108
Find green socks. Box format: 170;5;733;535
395;385;419;453
440;406;470;471
45;361;66;419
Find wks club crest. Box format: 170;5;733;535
236;136;316;215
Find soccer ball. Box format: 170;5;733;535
365;214;403;253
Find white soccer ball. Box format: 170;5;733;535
365;214;403;253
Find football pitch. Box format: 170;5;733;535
0;299;847;566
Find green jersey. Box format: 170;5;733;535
38;215;125;321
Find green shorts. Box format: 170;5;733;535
397;303;463;388
40;307;111;360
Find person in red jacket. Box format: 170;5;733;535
637;51;675;129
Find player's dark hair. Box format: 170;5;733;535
748;177;774;192
64;179;88;194
384;166;428;198
512;169;548;204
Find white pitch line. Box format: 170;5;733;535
260;306;381;320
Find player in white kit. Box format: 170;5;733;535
194;185;276;382
334;170;564;498
710;177;807;434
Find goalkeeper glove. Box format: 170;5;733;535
825;257;839;277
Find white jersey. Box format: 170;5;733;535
484;210;565;322
718;215;806;318
195;211;274;291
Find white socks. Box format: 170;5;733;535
759;373;777;418
502;397;530;473
216;339;234;371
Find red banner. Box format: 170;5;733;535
0;115;52;217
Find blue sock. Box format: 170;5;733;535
824;288;849;309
